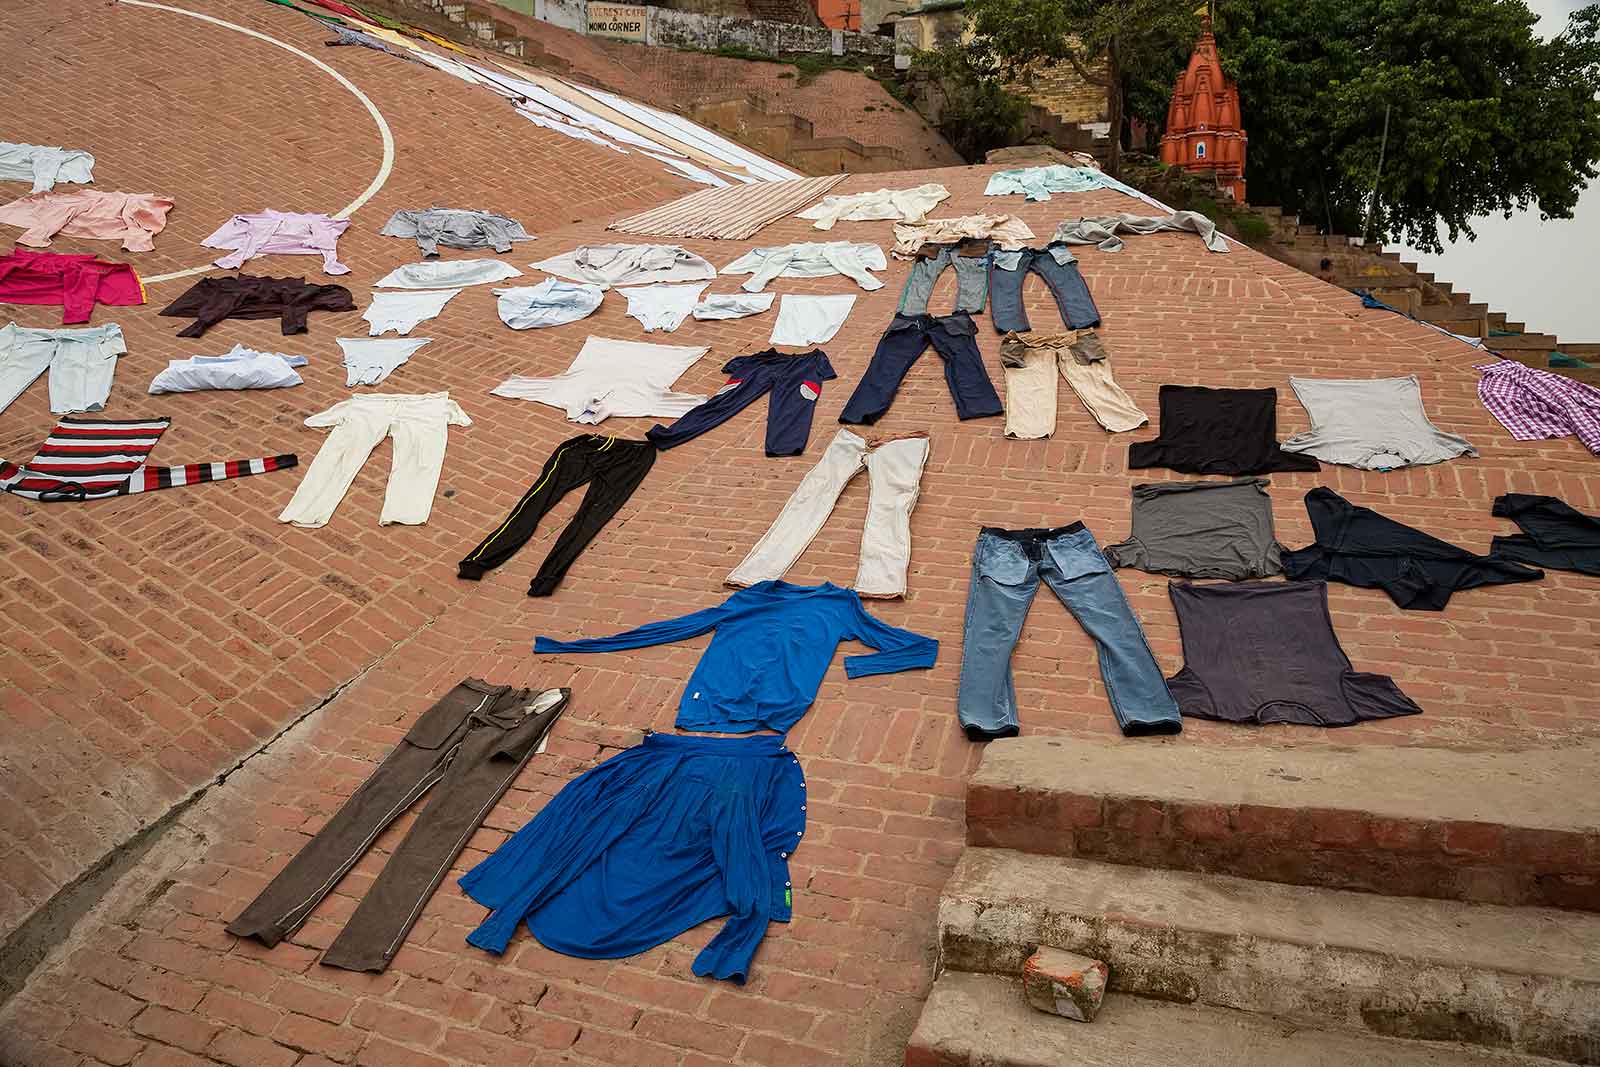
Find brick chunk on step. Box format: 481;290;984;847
1022;946;1108;1022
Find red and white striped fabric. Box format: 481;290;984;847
0;415;297;501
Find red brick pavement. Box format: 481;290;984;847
2;2;1599;1064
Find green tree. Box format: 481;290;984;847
1220;0;1600;249
909;45;1030;163
965;0;1203;175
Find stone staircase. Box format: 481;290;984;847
1251;206;1600;383
689;93;907;173
906;737;1600;1065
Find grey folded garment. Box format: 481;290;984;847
1052;210;1228;253
380;207;535;256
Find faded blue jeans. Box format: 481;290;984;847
986;245;1101;333
957;523;1181;740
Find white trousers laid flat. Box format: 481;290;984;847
278;392;470;528
727;428;929;598
0;321;125;414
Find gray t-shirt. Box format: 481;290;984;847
1281;375;1476;470
1104;478;1283;580
1165;580;1423;727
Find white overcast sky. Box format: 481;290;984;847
1388;0;1597;339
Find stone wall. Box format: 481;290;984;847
646;6;890;55
467;0;889;54
1008;59;1107;124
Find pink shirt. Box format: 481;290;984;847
0;249;146;324
0;189;174;253
201;210;351;275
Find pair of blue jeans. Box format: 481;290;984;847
957;523;1181;740
986;245;1102;333
838;312;1003;425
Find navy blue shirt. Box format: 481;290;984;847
535;580;938;733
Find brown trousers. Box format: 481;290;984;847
226;679;569;972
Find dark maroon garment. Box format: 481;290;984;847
157;274;355;338
1129;385;1320;475
1166;580;1422;727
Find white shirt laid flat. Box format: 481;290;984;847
531;243;717;289
278;392;470;528
769;294;856;347
362;288;462;336
796;184;949;230
692;292;775;321
490;335;709;424
148;344;307;394
337;337;432;387
720;241;886;293
496;279;605;329
0;142;96;193
617;283;708;333
374;259;522;289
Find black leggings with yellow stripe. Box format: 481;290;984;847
458;434;655;596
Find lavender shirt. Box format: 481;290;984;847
201;210;350;275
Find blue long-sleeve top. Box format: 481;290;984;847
534;580;939;733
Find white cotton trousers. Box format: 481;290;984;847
278;391;470;528
0;322;125;414
727;428;929;598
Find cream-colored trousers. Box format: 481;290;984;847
727;428;929;598
1000;331;1147;437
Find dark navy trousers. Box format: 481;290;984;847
647;349;835;457
839;312;1003;425
987;245;1102;332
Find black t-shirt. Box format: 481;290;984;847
1490;493;1600;576
1283;487;1543;610
1128;385;1321;475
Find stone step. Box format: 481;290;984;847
1297;223;1319;235
907;972;1560;1067
1559;342;1600;357
1490;333;1562;350
1420;301;1487;321
965;737;1600;910
938;848;1600;1062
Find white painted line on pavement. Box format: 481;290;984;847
116;0;396;283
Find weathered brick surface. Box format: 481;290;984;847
2;0;1599;1065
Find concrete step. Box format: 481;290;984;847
907;972;1561;1067
1490;333;1561;350
1559;342;1600;357
966;737;1600;910
939;848;1600;1063
1419;301;1488;321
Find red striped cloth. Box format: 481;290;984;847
608;175;850;241
0;416;296;501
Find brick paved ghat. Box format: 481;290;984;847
2;0;1598;1064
